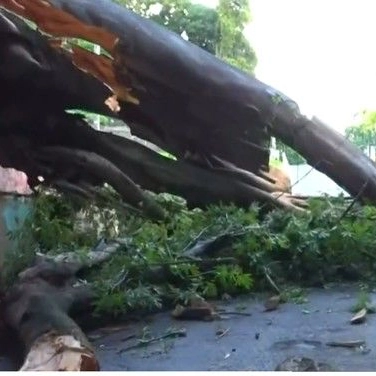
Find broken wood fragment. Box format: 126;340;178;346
172;299;217;321
264;295;281;312
19;332;99;371
326;340;366;348
0;0;118;52
350;308;367;325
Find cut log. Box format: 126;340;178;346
3;241;121;371
19;332;98;371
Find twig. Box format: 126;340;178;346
216;327;230;338
270;159;324;203
290;161;324;191
257;163;318;212
182;226;211;252
149;257;237;267
182;225;259;260
216;310;251;317
117;328;187;354
120;334;137;342
263;267;281;294
333;180;368;226
110;268;128;292
326;340;365;348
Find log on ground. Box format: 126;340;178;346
2;242;121;371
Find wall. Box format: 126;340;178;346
288;164;348;197
0;195;32;269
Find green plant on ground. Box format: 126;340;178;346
5;188;376;319
280;287;308;305
351;290;376;313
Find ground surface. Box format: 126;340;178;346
1;283;375;371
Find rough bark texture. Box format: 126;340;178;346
0;0;375;215
2;242;120;371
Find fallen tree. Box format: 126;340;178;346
2;0;376;370
1;0;376;216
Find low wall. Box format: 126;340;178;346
288;164;348;197
0;195;32;268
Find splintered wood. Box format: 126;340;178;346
19;332;99;371
105;95;121;113
0;0;116;52
70;46;139;106
0;0;139;107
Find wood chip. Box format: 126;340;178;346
264;295;281;311
105;95;121;113
172;304;215;321
350;308;367;324
172;298;217;321
19;332;99;371
216;327;230;338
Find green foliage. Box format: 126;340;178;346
213;265;253;294
62;0;258;129
4;188;122;283
116;0;257;73
269;158;283;168
280;287;308;305
345;110;376;155
216;0;257;74
64;39;114;127
66;109;113;128
7;189;376;319
351;290;375;313
116;0;219;53
275;139;306;165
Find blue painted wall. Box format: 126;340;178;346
2;196;32;233
0;196;33;258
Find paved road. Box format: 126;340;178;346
92;284;376;371
1;284;375;371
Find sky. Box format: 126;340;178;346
194;0;376;133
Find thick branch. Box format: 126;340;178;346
37;146;166;220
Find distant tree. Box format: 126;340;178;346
275;140;306;165
345;110;376;156
115;0;218;53
151;1;219;54
216;0;257;74
117;0;257;72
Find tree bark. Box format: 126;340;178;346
0;0;376;212
2;242;121;371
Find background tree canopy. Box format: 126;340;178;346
345;110;376;157
275;140;306;165
116;0;257;74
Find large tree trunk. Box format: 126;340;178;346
0;0;375;213
1;0;376;370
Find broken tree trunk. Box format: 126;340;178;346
3;241;120;371
0;0;375;213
